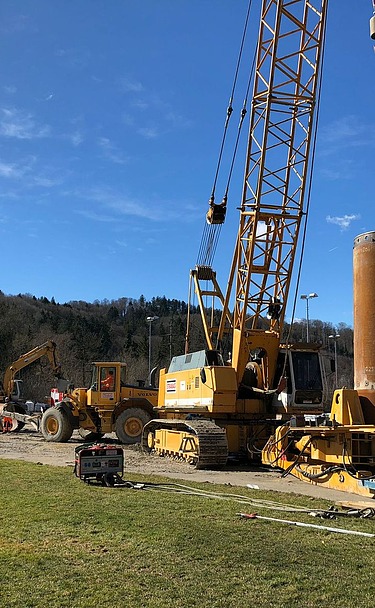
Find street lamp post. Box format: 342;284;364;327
329;333;340;388
300;293;318;342
146;316;159;377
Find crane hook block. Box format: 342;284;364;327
206;196;227;225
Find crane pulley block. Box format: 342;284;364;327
206;203;227;225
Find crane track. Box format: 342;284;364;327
142;418;228;469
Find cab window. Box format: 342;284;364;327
100;367;116;391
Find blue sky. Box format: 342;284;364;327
0;1;374;328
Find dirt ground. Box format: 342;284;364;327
1;425;373;507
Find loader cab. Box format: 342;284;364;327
87;362;126;406
272;346;324;414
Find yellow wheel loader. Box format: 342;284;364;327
40;361;158;444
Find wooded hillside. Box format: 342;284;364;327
0;291;353;404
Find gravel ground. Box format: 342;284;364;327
1;425;372;507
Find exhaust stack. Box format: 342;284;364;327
353;231;375;422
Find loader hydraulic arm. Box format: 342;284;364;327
2;340;63;398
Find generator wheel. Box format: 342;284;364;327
41;408;73;442
115;408;151;444
78;428;104;442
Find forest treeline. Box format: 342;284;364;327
0;291;353;403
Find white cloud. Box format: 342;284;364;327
93;188;162;220
0;14;35;35
138;126;159;139
318;116;373;180
0;155;64;191
320;115;375;152
32;176;62;188
0;190;19;200
72;187;197;225
66;130;84;146
165;111;193;129
120;81;192;139
3;85;17;95
0;161;24;178
122;113;135;127
75;209;118;223
256;221;267;240
97;137;129;165
131;99;149;110
0;156;38;181
55;48;91;69
0;108;50;139
74;187;163;222
73;186;192;224
120;78;144;93
326;214;360;230
319;159;355;181
115;239;128;248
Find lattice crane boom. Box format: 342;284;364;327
230;0;328;382
191;0;328;387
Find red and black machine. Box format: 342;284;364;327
74;443;124;485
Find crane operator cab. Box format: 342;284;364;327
272;345;324;414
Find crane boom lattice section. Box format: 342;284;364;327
233;0;327;338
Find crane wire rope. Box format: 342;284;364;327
223;51;255;201
197;0;253;268
212;53;256;360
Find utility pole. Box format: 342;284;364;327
169;318;173;361
146;316;159;377
300;293;318;342
329;333;340;388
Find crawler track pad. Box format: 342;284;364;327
142;419;228;469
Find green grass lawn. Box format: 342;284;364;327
1;459;375;608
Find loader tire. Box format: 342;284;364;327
41;408;73;442
115;408;151;444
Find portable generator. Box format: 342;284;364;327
74;443;124;485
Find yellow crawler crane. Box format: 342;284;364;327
143;0;329;468
143;1;375;498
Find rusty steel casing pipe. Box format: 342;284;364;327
370;15;375;40
353;231;375;421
